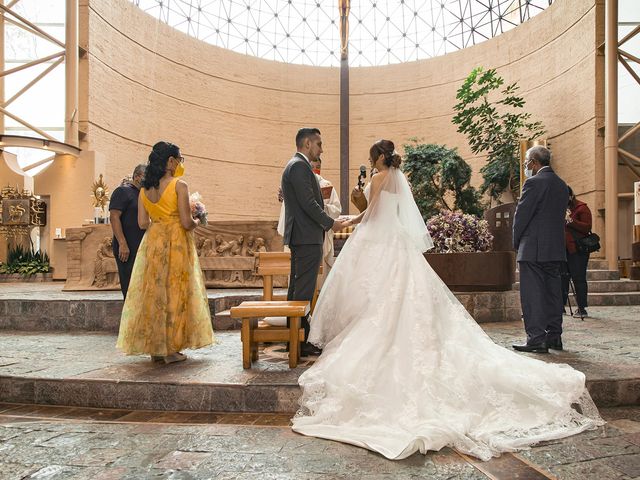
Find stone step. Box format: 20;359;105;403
515;269;620;282
1;327;637;410
588;259;609;269
586;291;640;306
514;279;640;293
0;290;523;332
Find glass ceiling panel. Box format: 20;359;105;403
129;1;552;67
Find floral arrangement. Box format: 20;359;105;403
189;192;208;226
426;210;493;253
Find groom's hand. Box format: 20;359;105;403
331;219;347;232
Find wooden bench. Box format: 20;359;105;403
230;300;310;368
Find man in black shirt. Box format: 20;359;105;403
109;164;146;299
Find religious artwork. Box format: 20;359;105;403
3;199;29;225
63;221;286;290
0;185;46;239
92;236;119;288
193;223;286;288
91;174;110;222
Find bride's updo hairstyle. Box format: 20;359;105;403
143;141;181;189
370;139;402;168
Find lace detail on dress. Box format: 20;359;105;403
293;168;603;461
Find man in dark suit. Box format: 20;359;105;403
281;128;347;356
512;146;569;353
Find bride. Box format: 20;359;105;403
291;139;603;461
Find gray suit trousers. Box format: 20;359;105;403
288;243;323;341
518;261;564;345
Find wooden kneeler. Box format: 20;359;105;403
230;300;310;368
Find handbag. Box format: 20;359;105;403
578;232;601;253
569;226;600;253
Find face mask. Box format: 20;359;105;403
173;162;185;178
312;168;321;175
524;161;534;179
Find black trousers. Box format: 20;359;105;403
115;251;137;300
288;243;323;341
518;261;564;345
562;250;590;310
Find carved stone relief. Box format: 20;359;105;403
64;221;286;290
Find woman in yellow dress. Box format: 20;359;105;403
117;141;214;363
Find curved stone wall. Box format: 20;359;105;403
81;0;339;221
81;0;602;227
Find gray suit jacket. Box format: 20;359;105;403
281;153;334;246
513;167;568;263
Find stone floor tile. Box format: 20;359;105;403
65;466;131;480
0;462;41;480
154;450;212;469
194;451;254;474
626;433;640;447
575;435;640;460
21;464;85;479
546;458;632;480
610;420;640;434
604;453;640;478
67;448;130;467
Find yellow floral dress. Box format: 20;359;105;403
116;178;214;356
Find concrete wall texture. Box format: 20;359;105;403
81;0;604;219
79;0;604;226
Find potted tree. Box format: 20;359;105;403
452;67;546;204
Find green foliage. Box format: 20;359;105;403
452;67;546;201
402;141;484;221
0;244;51;275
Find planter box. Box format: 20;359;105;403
0;272;53;283
425;251;516;292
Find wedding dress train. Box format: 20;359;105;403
291;167;602;461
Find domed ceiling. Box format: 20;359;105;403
137;1;554;66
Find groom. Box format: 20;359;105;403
281;128;347;357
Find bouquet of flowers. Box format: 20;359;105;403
189;192;208;226
426;210;493;253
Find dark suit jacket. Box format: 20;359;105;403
281;153;334;246
513;167;568;263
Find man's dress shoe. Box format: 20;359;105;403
512;343;549;353
546;338;563;351
300;343;322;357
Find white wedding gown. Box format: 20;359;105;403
292;167;603;461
